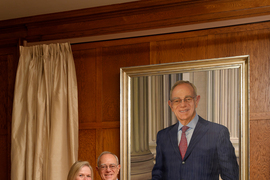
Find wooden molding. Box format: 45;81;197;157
250;112;270;121
79;122;120;129
1;0;270;44
26;14;270;46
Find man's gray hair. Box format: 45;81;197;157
170;80;197;99
97;151;119;166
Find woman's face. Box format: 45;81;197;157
75;166;92;180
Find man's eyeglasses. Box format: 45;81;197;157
98;164;118;171
170;96;195;106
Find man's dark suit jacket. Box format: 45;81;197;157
152;116;239;180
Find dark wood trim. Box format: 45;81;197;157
69;20;270;51
79;122;120;129
28;14;270;46
1;0;270;44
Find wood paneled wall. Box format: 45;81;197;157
70;22;270;179
71;43;150;179
1;0;270;179
0;47;19;179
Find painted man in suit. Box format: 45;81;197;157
152;80;239;180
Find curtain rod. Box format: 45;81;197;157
25;14;270;46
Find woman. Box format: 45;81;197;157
67;161;93;180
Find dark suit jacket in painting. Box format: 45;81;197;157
152;116;239;180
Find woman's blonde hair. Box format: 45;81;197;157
67;161;93;180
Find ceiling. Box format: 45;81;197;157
0;0;138;21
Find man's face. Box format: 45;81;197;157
96;154;120;180
168;83;200;125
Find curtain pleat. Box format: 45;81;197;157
11;43;78;180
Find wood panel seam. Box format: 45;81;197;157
250;112;270;120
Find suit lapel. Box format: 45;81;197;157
169;122;182;161
184;117;209;159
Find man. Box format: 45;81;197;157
152;80;239;180
96;151;120;180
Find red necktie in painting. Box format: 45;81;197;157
179;126;189;159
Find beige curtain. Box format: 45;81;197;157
11;43;78;180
